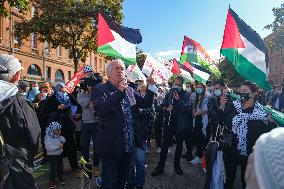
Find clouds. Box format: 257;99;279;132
207;45;222;62
155;49;180;61
154;45;222;63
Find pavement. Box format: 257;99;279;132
35;143;241;189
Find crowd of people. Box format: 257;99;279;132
1;53;284;189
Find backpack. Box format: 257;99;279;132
0;131;35;189
0;131;9;189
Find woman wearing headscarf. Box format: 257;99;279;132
44;83;80;176
190;82;210;165
219;81;276;189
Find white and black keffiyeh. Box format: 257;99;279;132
232;100;268;156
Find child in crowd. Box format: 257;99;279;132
44;122;66;189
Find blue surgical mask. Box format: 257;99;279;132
196;87;203;94
58;91;67;96
32;87;39;94
214;89;222;97
207;87;213;92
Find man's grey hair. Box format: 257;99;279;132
0;72;14;82
105;59;125;76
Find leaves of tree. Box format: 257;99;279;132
210;58;244;87
265;3;284;49
15;0;124;72
0;0;30;16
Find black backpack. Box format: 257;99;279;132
0;131;9;189
0;131;35;189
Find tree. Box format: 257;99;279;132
210;58;244;87
136;49;147;69
0;0;29;16
15;0;124;72
265;3;284;49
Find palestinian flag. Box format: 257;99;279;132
180;36;221;77
97;12;142;65
181;60;210;84
172;59;210;83
221;8;271;90
171;59;194;81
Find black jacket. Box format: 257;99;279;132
43;95;76;138
271;92;284;111
0;93;40;160
162;90;192;132
220;101;275;156
92;82;154;158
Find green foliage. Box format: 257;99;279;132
210;58;244;87
136;49;147;69
15;0;124;72
265;3;284;49
0;0;30;16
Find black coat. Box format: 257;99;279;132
92;82;154;158
220;101;275;156
162;90;192;132
0;93;40;159
43;95;75;138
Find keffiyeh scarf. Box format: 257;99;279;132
232;100;268;156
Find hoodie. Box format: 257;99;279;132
44;125;66;156
0;80;40;160
77;92;95;123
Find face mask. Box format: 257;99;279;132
32;87;39;94
57;91;66;96
172;85;182;92
207;87;212;92
196;87;203;95
214;89;222;97
41;93;48;100
22;92;27;96
239;92;251;103
185;87;191;93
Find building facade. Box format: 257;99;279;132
268;48;284;86
0;2;106;84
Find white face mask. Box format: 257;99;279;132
41;93;48;100
185;87;191;93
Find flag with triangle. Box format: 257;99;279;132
221;8;271;90
97;12;142;65
180;36;221;77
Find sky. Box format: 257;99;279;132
122;0;283;61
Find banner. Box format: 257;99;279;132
126;64;146;83
65;66;85;93
142;54;172;84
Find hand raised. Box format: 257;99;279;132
118;79;128;92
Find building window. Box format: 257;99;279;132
46;66;51;80
44;41;50;53
95;57;98;68
0;16;2;43
31;33;37;48
67;49;70;59
56;46;62;57
55;69;64;82
31;5;36;17
28;64;41;76
13;22;19;44
68;71;71;80
14;6;20;12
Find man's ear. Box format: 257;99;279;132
11;71;21;84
